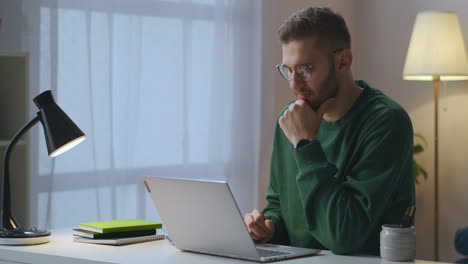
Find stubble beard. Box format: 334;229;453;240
309;66;339;111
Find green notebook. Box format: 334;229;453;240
78;219;162;234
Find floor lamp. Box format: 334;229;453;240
403;11;468;261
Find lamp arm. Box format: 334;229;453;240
1;115;40;230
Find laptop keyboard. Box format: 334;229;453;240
256;248;291;257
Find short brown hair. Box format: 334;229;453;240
278;7;351;49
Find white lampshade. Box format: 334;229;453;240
403;11;468;81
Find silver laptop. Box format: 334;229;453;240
143;176;321;262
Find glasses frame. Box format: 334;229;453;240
276;48;344;82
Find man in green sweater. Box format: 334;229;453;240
244;7;415;255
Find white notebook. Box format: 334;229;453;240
73;234;165;246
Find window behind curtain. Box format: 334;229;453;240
25;0;264;229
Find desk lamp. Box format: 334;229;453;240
403;10;468;260
0;90;86;245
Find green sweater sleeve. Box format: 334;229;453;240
263;184;289;244
292;109;413;254
262;123;289;244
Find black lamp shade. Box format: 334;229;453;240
33;90;86;157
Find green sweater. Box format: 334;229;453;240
263;80;415;255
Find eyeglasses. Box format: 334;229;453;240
276;48;344;82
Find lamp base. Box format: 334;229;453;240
0;227;51;245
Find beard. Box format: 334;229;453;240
309;65;339;111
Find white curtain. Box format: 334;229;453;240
20;0;277;229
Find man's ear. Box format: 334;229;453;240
337;49;352;72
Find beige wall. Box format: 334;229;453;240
355;0;468;262
261;0;468;262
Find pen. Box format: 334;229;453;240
400;206;416;228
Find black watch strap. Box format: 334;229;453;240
294;138;316;150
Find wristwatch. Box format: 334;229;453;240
294;138;316;150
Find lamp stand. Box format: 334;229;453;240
433;76;440;261
0;116;51;245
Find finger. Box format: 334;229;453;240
244;213;254;228
279;115;284;123
288;103;295;111
249;231;263;241
250;224;268;238
265;219;275;233
278;116;285;129
245;211;266;229
265;219;274;230
251;210;268;232
317;97;336;118
251;209;264;219
295;99;306;106
261;220;275;241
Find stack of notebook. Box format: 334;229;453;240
73;218;164;245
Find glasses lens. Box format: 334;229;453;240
296;65;310;81
277;65;292;81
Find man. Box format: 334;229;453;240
244;7;415;255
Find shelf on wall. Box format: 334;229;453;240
0;52;30;226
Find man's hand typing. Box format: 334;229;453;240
244;209;275;242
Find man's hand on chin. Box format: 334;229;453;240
279;98;335;146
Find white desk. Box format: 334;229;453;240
0;229;450;264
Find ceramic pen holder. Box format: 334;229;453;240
380;224;416;261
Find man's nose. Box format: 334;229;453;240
289;72;305;91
